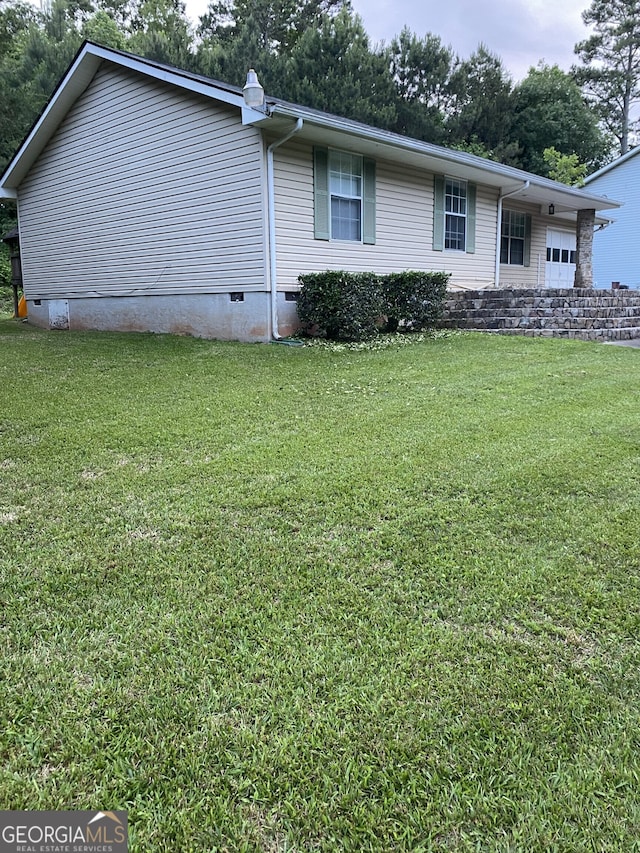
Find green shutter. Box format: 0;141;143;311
466;182;476;254
433;175;444;251
313;147;330;241
523;213;532;267
362;157;376;245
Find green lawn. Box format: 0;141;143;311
1;317;639;851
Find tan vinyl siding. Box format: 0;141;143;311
273;140;498;290
499;200;563;289
18;64;266;299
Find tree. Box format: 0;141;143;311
129;0;194;67
197;0;344;57
446;45;515;159
387;28;453;143
542;146;588;186
278;7;396;128
0;0;39;58
574;0;640;155
0;0;84;171
511;64;608;176
82;8;126;47
196;5;276;86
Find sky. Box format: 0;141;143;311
183;0;592;82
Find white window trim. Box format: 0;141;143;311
329;149;363;243
444;176;467;252
501;209;526;266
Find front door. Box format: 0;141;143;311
545;228;576;288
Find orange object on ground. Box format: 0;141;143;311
17;294;27;317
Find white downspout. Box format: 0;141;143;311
495;180;530;288
267;118;303;340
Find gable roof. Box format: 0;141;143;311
584;146;640;185
0;41;248;193
0;41;620;219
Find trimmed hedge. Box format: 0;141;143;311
296;271;384;341
297;270;450;341
382;271;449;332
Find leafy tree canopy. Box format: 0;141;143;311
542;146;588;186
511;64;609;176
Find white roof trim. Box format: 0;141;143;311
266;102;619;212
584;146;640;184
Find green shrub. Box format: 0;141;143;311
297;271;384;341
381;271;450;332
297;270;451;341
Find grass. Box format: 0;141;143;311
1;315;640;851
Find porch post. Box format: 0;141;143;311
574;208;595;289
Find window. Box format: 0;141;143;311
329;151;362;241
501;210;526;265
445;178;467;251
433;175;476;254
314;147;376;244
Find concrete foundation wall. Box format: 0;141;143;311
25;292;303;342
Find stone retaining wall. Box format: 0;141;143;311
440;288;640;341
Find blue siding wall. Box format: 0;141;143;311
587;151;640;289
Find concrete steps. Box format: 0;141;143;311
440;288;640;341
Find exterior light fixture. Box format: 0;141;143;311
548;203;555;215
243;69;264;109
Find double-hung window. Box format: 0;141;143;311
433;175;476;254
500;209;531;266
313;147;376;244
329;151;362;241
445;178;467;251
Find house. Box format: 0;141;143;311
584;149;638;290
0;42;620;342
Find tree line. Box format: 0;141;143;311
0;0;638;243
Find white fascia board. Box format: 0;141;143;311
0;42;246;192
268;102;621;212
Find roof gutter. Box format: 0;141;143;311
495;181;530;288
266;117;303;340
268;104;619;211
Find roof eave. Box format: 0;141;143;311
265;102;620;213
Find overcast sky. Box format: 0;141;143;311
184;0;592;82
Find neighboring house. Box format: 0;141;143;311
584;149;638;290
0;42;620;341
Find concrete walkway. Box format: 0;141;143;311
603;339;640;347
